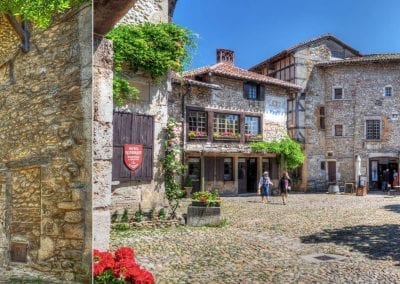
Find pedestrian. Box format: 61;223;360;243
258;171;273;203
382;169;390;191
279;171;291;205
393;169;398;187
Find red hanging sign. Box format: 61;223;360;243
124;144;143;171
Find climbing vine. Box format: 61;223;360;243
161;118;185;218
250;137;305;169
106;23;196;106
0;0;88;28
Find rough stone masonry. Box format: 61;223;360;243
0;5;92;282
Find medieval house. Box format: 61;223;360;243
251;34;400;191
0;4;92;282
170;49;301;194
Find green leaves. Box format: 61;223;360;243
106;23;196;79
112;76;139;107
0;0;88;28
250;137;305;169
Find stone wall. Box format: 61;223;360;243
109;0;171;218
119;0;169;24
0;5;91;282
93;36;113;251
305;61;400;186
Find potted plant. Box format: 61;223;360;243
188;130;207;139
184;175;193;198
191;190;221;207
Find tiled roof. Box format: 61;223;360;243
316;53;400;66
249;33;361;70
183;62;301;89
171;74;222;89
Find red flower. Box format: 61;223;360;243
114;258;141;279
133;269;155;284
115;247;135;262
93;249;115;276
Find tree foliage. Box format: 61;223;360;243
106;23;196;105
250;137;305;169
0;0;88;28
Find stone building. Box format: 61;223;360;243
251;34;400;191
0;5;92;282
305;55;400;190
93;0;178;240
170;49;301;195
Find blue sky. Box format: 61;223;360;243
173;0;400;70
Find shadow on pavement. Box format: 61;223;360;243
300;224;400;263
384;204;400;214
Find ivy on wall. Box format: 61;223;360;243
0;0;88;27
161;118;185;218
106;22;196;106
250;137;305;169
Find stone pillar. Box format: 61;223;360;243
93;35;113;250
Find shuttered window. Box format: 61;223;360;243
243;82;265;101
112;112;154;181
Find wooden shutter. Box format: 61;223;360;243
204;157;215;181
112;112;154;181
243;83;249;99
258;85;265;101
215;157;225;181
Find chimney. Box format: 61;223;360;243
216;49;234;64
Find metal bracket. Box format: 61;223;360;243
5;14;30;53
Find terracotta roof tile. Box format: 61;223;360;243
183;62;301;89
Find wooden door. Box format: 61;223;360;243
327;161;336;183
238;158;246;193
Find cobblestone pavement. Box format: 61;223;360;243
112;193;400;283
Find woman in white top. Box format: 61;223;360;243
258;171;273;203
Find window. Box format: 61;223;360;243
245;116;261;135
213;113;240;138
223;158;233;181
188;110;207;137
384;86;392;97
319;106;325;130
334;125;343;136
243;82;264;100
320;161;325;171
333;87;343;100
366;120;380;140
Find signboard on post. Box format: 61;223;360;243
124;144;143;171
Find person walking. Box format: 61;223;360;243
393;169;398;187
258;171;273;203
382;169;390;191
279;171;291;205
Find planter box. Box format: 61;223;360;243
213;137;240;142
187;205;221;226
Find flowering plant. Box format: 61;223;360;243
192;190;221;207
213;131;240;139
94;247;154;284
188;130;207;138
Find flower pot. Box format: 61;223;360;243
191;200;207;207
184;186;192;198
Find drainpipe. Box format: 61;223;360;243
200;151;205;192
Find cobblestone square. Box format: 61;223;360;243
112;193;400;283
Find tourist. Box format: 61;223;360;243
279;171;291;205
258;171;273;203
382;169;390;191
393;170;398;187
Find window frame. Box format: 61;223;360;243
187;109;208;138
334;124;343;137
213;113;240;139
383;85;393;97
244;115;261;136
243;82;265;101
365;119;381;140
332;86;344;100
319;106;326;130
